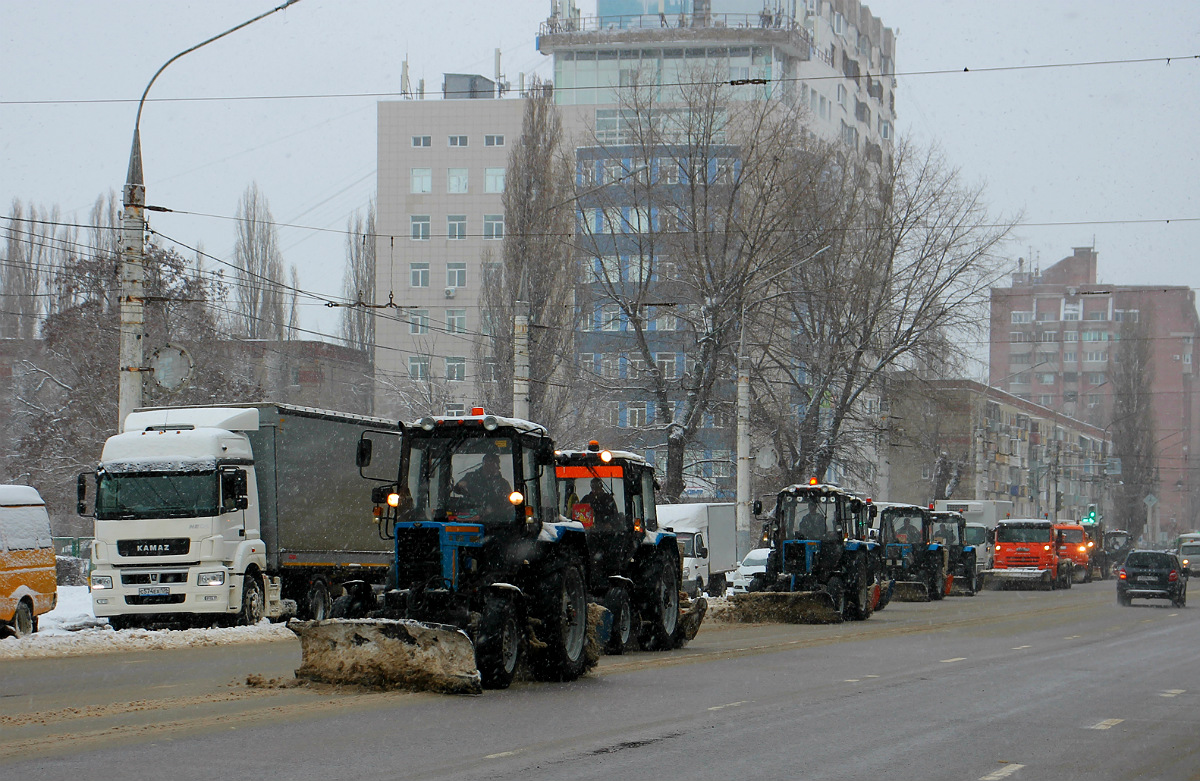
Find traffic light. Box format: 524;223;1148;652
1085;503;1097;522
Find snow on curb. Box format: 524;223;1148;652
0;586;295;660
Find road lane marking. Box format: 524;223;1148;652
844;679;860;683
707;701;747;711
940;657;966;663
1011;645;1031;650
1160;690;1186;698
1063;635;1081;639
486;751;518;759
1089;719;1124;729
980;764;1025;780
865;674;880;678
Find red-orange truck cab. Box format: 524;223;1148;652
981;519;1072;590
1053;522;1091;583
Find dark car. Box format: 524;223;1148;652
1116;550;1188;607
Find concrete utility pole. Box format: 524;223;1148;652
735;315;751;536
512;304;530;420
117;0;301;431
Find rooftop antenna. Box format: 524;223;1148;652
401;60;413;99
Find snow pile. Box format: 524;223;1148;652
0;586;293;660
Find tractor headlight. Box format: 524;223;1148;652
508;491;524;505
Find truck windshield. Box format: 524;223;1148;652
676;531;697;557
95;472;219;520
931;521;961;545
404;434;517;525
1179;543;1200;558
996;525;1051;543
1060;529;1084;543
963;526;988;546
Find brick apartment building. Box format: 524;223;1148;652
988;247;1200;538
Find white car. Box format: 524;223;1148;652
730;548;771;593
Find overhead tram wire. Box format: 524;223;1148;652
4;54;1197;107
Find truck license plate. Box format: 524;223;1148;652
138;586;170;596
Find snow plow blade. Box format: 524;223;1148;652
289;618;482;695
946;574;975;597
890;580;931;602
678;594;708;643
727;591;844;624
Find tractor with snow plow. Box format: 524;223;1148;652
555;441;704;654
929;508;977;596
875;503;950;602
735;481;882;623
289;411;595;693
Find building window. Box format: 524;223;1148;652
411;168;432;193
578;353;594;374
481;359;498;383
447;168;468;193
483;214;504;240
1082;331;1105;342
447;215;467;240
409;309;429;334
445;357;465;382
411;215;430;241
658;157;679;185
446;309;466;334
1086;311;1107;320
485;167;506;193
412;135;431;147
448;135;468;147
1038;394;1054;406
444;403;466;417
1084;351;1107;363
1086;372;1106;384
1064;331;1078;342
1036;373;1056;384
1114;309;1140;323
1011;311;1032;324
410;262;429;287
1009;332;1026;343
601;354;619;379
606;402;620;428
446;262;467;287
628;402;647;428
408;356;429;380
484;134;504;146
1063;391;1078;403
1040;331;1057;342
836;83;847;105
656;352;678;379
601;304;621;332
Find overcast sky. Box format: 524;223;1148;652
3;0;1198;345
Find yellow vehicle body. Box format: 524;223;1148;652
1;486;58;636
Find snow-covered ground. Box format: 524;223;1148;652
0;586;293;660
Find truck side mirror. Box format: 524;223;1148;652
356;437;373;468
696;545;708;559
77;472;90;516
371;484;393;505
753;499;762;515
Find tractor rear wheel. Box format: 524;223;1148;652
639;553;680;651
846;559;873;620
604;587;635;654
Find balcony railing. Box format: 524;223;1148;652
540;12;816;54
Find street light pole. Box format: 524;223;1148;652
117;0;301;431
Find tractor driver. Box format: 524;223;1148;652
895;515;920;544
452;452;513;523
796;500;826;540
581;477;618;531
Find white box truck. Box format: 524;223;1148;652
81;403;401;629
657;503;737;596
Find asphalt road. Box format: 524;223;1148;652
3;580;1197;780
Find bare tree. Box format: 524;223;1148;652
476;79;578;432
1110;317;1156;540
2;199;69;339
232;182;287;341
575;67;810;500
341;201;376;352
752;139;1015;486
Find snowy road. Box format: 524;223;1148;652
3;583;1198;780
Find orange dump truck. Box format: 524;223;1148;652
1054;522;1092;583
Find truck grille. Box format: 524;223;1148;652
1002;554;1042;567
118;538;191;557
394;527;443;587
121;572;189;585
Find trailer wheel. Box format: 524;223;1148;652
238;574;266;626
11;600;35;638
305;580;332;621
529;561;589;681
638;553;681;651
604;587;635;654
476;595;522;689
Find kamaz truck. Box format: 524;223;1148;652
81;404;402;629
981;518;1072;590
742;481;881;623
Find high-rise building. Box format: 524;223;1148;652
989;247;1200;537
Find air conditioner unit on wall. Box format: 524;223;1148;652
444;287;456;299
